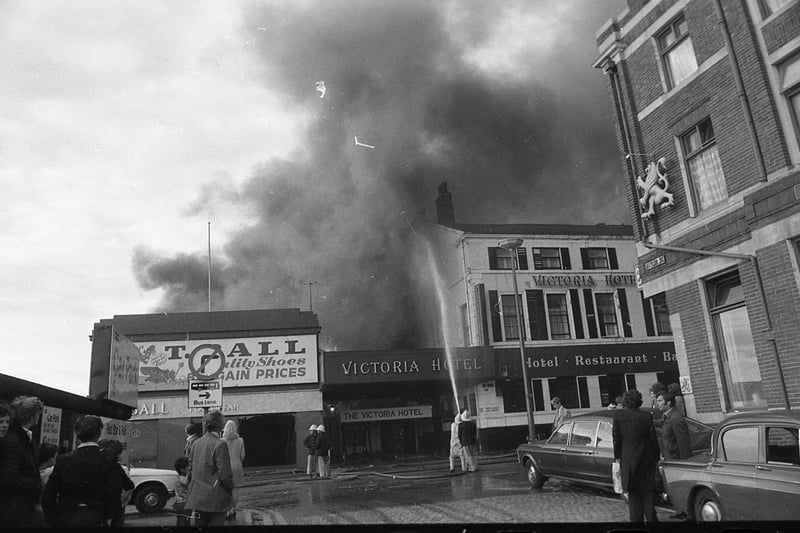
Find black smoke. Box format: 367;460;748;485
133;0;629;350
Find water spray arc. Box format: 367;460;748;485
423;239;461;415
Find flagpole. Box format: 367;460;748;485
207;221;212;312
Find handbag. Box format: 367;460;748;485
612;461;623;494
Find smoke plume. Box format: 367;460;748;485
133;0;628;350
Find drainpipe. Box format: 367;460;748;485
712;0;768;182
643;242;790;408
605;58;647;239
460;238;473;346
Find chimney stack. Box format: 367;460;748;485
435;181;455;226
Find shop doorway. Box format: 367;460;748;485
238;414;295;467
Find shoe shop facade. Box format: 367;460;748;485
90;309;323;470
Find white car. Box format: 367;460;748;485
126;467;178;514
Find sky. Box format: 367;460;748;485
0;0;629;396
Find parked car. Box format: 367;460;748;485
516;409;713;491
659;409;800;521
127;466;178;514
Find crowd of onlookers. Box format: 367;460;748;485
0;396;133;527
0;396;247;527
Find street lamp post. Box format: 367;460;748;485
498;238;536;443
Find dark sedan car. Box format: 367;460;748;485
516;409;713;490
659;409;800;521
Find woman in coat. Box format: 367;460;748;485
222;419;245;520
612;389;661;523
0;396;45;527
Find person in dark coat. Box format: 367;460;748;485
612;389;660;523
184;421;202;457
303;425;318;477
99;438;135;526
0;395;45;527
0;399;11;439
42;415;122;527
457;410;479;472
667;382;687;417
657;392;692;460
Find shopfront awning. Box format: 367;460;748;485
0;373;134;420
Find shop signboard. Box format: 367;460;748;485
133;334;318;391
341;405;433;423
496;341;677;378
324;347;494;385
40;406;61;445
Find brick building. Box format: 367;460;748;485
594;0;800;422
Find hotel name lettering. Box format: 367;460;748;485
531;274;636;287
525;351;677;369
341;357;483;376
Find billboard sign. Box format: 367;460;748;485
134;334;318;391
108;327;140;408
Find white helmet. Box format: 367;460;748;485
317;424;326;432
309;424;318;431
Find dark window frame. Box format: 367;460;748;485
657;14;696;89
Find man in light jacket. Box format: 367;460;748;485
448;413;466;473
186;409;233;526
457;410;478;472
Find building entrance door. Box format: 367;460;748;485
239;414;295;466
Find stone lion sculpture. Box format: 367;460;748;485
636;157;674;219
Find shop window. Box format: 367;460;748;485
707;270;766;410
760;0;793;17
548;376;580;409
468;394;477;417
599;374;627;407
779;52;800;146
532;378;544;412
546;293;571;339
577;377;590;408
488;246;528;270
625;373;637;392
682;117;726;211
580;247;618;270
533;248;570;270
595;293;620;337
501;294;525;341
658;14;698;89
501;379;525;413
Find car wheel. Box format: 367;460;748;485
525;459;546;488
134;482;168;514
693;488;723;522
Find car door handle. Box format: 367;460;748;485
560;448;566;452
756;465;771;471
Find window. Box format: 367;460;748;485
533;248;569;270
643;292;672;336
546;293;571;339
760;0;793;17
599;374;626;407
489;246;528;270
580;247;618;270
779;53;800;145
595;293;619;337
721;426;759;463
658;15;698;88
548;376;585;409
596;422;613;449
569;421;597;447
766;426;800;465
460;304;470;345
682;118;726;211
708;271;766;410
501;379;525;413
548;424;570;445
501;294;524;341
